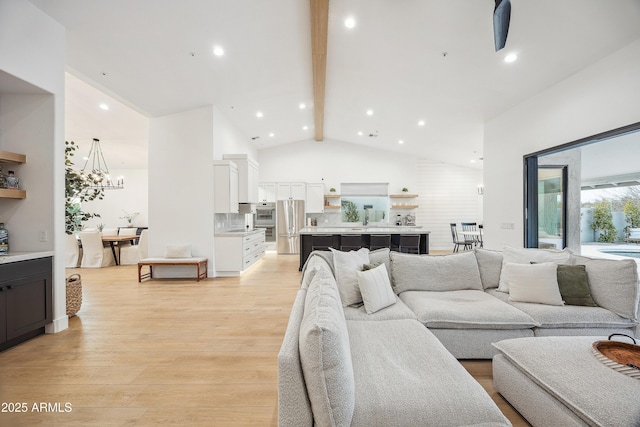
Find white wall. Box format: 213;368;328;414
484;39;640;250
258;139;417;195
417;159;483;250
0;0;66;333
82;168;149;229
149;106;215;274
213;106;256;160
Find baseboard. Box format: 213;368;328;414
45;315;69;334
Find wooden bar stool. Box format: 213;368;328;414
369;234;391;250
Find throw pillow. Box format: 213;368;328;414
164;244;192;258
505;262;564;306
329;247;370;306
556;264;597;307
356;264;396;314
497;246;571;293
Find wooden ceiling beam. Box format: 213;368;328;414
310;0;329;142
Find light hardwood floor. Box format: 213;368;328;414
0;252;528;426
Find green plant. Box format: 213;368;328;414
402;187;409;192
329;187;336;193
65;141;105;234
590;200;617;243
342;200;360;222
623;200;640;228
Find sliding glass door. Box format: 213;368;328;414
525;158;567;249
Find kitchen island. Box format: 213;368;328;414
298;226;430;270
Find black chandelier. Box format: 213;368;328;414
80;138;124;190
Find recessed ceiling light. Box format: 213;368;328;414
357;131;363;136
299;103;306;109
470;159;476;163
82;156;89;161
366;109;373;116
418;120;425;126
213;46;224;56
398;140;404;144
256;111;263;118
504;53;518;63
269;132;275;137
99;103;109;111
344;17;356;29
303;126;308;130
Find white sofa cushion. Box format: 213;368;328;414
488;289;637;329
391;251;483;293
299;267;355;426
347;319;511;426
330;247;370;306
343;295;417;322
356;264;396;314
572;257;639;320
497;246;571;292
474;248;504;289
504;262;564;306
399;290;539;329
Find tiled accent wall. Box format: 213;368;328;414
416;159;483;250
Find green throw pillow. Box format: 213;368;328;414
363;260;384;271
556;264;597;307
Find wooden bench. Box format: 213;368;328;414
138;257;208;282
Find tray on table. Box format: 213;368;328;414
592;334;640;380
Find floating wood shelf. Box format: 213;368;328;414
324;194;340;198
324;205;341;209
389;193;418;198
0;150;26;164
391;205;418;209
0;189;26;199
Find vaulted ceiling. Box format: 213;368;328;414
29;0;640;169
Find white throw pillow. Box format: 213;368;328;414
505;262;564;306
164;244;192;258
497;246;571;292
356;264;396;314
330;247;370;306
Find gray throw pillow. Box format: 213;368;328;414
556;264;597;307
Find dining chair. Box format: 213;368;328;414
64;233;80;268
79;230;115;268
461;222;478;248
450;223;471;252
101;227;118;237
119;229;148;265
118;227;138;237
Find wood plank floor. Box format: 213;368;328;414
0;252;528;426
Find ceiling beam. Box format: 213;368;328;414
310;0;329;141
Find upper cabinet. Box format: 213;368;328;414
277;182;306;200
222;154;259;204
0;151;26;199
258;182;277;203
306;183;325;213
214;160;239;213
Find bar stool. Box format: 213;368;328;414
394;234;420;254
369;234;391;250
340;234;362;251
311;234;333;251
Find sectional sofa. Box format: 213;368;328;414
278;247;640;426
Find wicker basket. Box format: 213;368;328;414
66;274;82;317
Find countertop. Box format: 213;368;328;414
215;228;266;237
0;251;55;264
299;226;429;235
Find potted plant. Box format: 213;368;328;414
120;211;139;227
402;187;409;193
329;187;336;193
65;141;105;234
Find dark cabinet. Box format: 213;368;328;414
0;257;52;351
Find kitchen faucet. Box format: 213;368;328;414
363;208;369;226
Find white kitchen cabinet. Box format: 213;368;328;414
214;230;266;276
277;182;306;200
306;183;325;213
258;182;277;202
222;154;259;203
214;160;239;213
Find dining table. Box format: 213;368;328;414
101;235;138;265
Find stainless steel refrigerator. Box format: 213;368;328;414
277;199;305;254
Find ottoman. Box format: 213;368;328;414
492;336;640;427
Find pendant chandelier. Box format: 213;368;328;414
80;138;124;190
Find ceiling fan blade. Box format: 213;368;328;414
494;0;511;51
